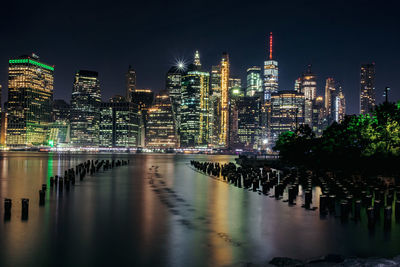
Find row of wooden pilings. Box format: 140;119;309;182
316;173;400;229
4;158;129;221
191;160;400;229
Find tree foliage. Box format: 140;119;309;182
273;101;400;174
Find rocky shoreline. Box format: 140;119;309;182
265;254;400;266
229;255;400;266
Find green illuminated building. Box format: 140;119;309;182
246;67;262;97
6;54;54;147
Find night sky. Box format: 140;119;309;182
1;0;399;115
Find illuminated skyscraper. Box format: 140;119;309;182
49;99;70;146
301;65;317;100
130;89;154;147
0;84;5;147
304;99;313;127
0;112;6;147
194;50;201;67
7;54;54;146
312;96;325;137
166;65;184;132
246;67;262;97
324;78;336;119
294;78;302;93
0;84;2;143
180;51;210;147
209;65;221;146
333;86;346;122
210;65;221;94
228;78;242;148
263;32;278;100
70;70;101;147
125;66;136;102
360;63;375;114
219;52;230;148
270;91;305;144
99;97;139;148
229;78;241;90
299;65;317;127
237;97;261;150
146;91;178;149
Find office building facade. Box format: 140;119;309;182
126;66;136;102
270;91;305;144
360;63;375;114
246;67;262;97
146;91;178;149
264;33;278;100
180;52;210;147
99;99;139;147
7;54;54;146
70;70;101;147
219;53;230;148
49;99;70;146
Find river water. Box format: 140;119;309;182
0;152;399;266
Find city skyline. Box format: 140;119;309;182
1;0;399;115
0;51;345;149
2;1;400;266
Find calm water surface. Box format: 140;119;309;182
0;152;399;267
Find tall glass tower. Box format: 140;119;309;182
270;91;305;145
219;52;230;148
7;54;54;146
146;91;178;149
125;66;136;102
180;51;210;147
246;67;262;97
263;32;278;101
70;70;101;147
301;65;317;100
209;65;221;147
166;65;184;132
360;63;375;114
324;77;336;119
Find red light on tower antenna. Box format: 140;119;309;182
269;32;273;60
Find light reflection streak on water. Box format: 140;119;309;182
1;153;400;267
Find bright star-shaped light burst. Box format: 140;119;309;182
173;56;188;71
177;61;185;69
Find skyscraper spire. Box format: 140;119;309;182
264;32;278;100
269;32;273;60
306;64;313;74
194;50;201;67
